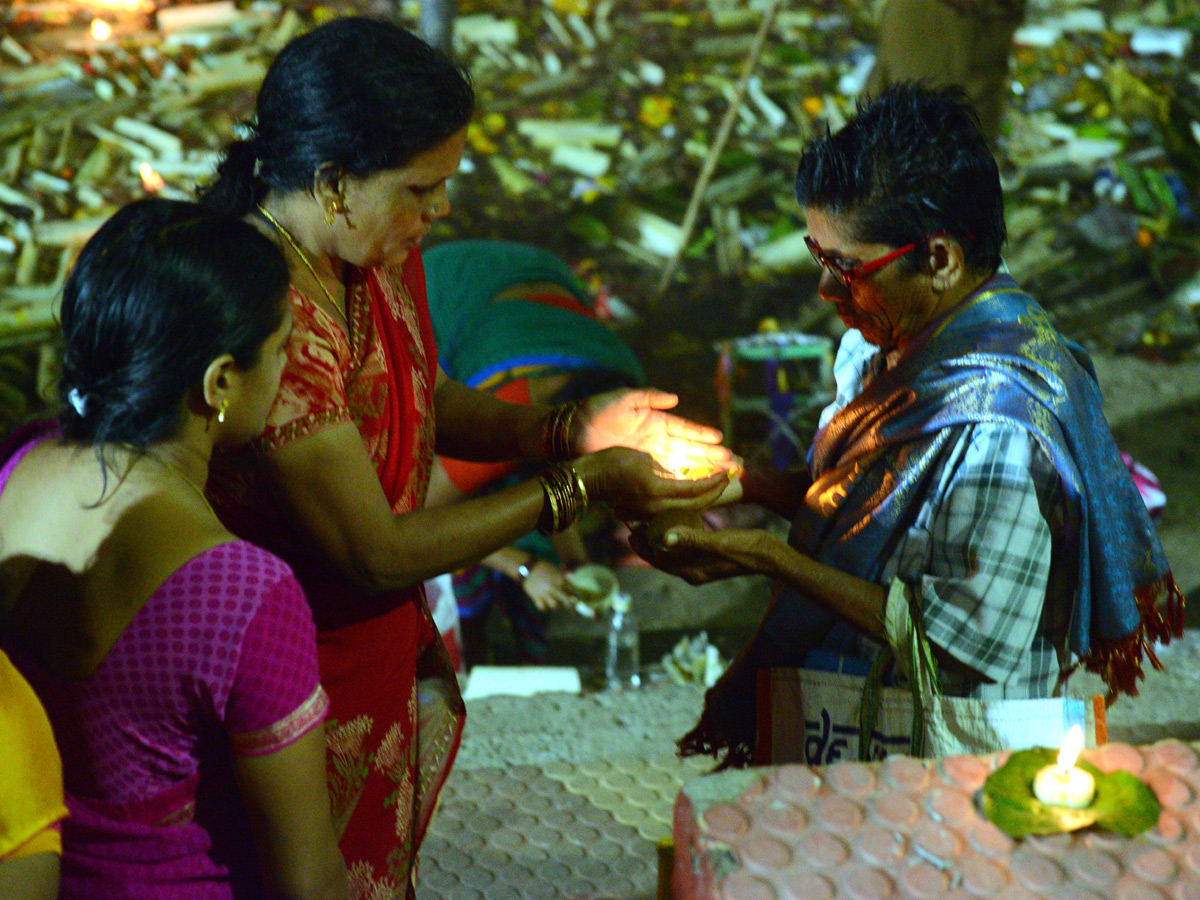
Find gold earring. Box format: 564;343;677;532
216;400;228;424
324;181;347;227
324;197;347;227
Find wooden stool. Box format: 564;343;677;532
715;331;834;468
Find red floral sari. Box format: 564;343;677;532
209;250;463;899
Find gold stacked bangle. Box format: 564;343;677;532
541;400;580;463
537;463;589;534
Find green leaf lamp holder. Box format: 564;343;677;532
982;747;1161;838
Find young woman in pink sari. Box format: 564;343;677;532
200;18;733;898
0;200;346;899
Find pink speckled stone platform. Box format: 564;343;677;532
673;741;1200;900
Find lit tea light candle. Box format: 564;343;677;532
1032;724;1095;809
674;463;720;480
661;449;718;481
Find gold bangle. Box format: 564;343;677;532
556;404;573;462
567;464;588;509
537;464;586;534
541;407;559;462
551;466;574;526
540;465;566;535
543;404;564;462
560;401;578;460
538;473;560;535
563;465;584;528
544;470;560;529
542;401;581;463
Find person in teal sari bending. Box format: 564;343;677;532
636;84;1183;767
423;240;645;664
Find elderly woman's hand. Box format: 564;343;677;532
629;516;779;585
574;446;728;520
572;388;735;474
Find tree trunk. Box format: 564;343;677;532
419;0;457;56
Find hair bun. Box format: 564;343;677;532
67;387;91;417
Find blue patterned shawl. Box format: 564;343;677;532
791;273;1181;697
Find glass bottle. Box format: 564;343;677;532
605;593;641;690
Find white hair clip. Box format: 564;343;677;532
68;387;90;417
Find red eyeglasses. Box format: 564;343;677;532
805;233;952;286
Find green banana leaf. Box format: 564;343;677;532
982;747;1160;838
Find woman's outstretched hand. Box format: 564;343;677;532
574;389;734;473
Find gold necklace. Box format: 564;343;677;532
145;454;217;520
256;205;349;333
177;471;217;519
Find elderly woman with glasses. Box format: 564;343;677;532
636;83;1182;769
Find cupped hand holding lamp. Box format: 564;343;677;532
257;375;735;600
630;465;895;646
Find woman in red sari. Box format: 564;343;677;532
201;18;732;898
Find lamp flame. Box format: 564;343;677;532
90;18;112;40
660;450;720;480
139;163;165;193
663;449;688;478
1056;724;1085;771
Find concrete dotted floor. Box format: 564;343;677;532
417;633;1200;898
420;754;713;899
418;681;712;900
